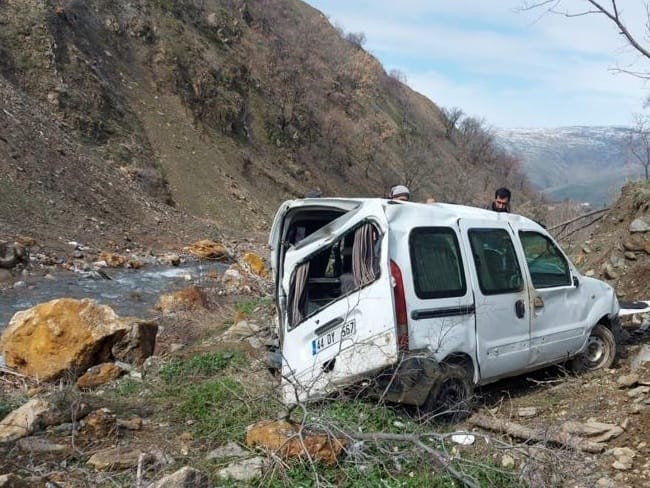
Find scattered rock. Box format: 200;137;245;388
0;474;30;488
154;286;207;313
117;416;143;431
629;218;650;233
150;466;211;488
627;386;649;398
0;399;63;443
86;446;150;470
206;441;249;460
242;251;268;277
218;456;265;482
517;407;538;418
501;453;515;468
17;437;66;453
112;320;158;365
617;374;640;388
98;251;128;267
81;408;118;438
183;240;230;261
245;419;346;465
77;362;126;389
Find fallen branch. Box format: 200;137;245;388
469;414;606;453
350;431;480;488
547;207;609;232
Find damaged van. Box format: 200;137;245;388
269;198;620;413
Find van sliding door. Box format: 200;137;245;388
459;220;531;382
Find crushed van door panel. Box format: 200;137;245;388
277;200;398;403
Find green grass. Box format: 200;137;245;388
233;297;273;316
258;456;518;488
159;350;247;383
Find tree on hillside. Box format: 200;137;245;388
440;106;464;140
625;114;650;180
520;1;650;76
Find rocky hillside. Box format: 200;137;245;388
0;0;534;254
496;126;639;206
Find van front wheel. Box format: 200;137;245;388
423;364;473;422
570;323;616;373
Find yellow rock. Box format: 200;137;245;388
184;240;230;261
243;252;268;277
1;298;130;381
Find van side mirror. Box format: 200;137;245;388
573;276;580;288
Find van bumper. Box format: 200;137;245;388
373;352;441;407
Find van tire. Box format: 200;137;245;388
569;323;616;373
423;363;473;422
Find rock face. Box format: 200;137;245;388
150;466;211;488
1;298;134;380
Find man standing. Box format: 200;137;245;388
389;185;410;201
487;187;511;212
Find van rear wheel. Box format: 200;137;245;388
569;323;616;373
423;363;473;422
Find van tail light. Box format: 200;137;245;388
390;259;409;351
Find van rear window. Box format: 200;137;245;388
409;227;466;299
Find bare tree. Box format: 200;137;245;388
626;114;650;180
439;106;464;140
520;1;650;76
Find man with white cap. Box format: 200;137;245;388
389;185;410;201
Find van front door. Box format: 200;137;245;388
459;220;531;382
518;230;586;365
279;200;398;403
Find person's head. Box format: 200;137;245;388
390;185;410;201
492;187;511;212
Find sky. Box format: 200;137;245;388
305;0;650;129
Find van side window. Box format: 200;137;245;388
468;228;523;295
409;227;466;298
519;231;571;288
287;222;380;328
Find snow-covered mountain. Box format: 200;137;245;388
495;126;643;205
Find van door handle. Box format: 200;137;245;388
515;300;525;318
315;317;344;336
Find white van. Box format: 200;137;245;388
269;198;620;413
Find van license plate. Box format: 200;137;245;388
312;320;356;355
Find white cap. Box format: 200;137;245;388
390;185;410;198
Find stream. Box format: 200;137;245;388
0;261;227;332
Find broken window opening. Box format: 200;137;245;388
287;221;381;329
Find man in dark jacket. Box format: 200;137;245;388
487;187;511;212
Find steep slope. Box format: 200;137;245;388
496;126;640;206
0;0;535;250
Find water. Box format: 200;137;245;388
0;261;227;331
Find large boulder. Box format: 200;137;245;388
0;298;136;381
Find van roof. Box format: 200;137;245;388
269;198;547;249
286;197;539;227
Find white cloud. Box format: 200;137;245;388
307;0;650;127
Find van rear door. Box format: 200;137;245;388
277;200;398;403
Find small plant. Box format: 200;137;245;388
159;350;247;383
113;378;144;398
233;297;273;316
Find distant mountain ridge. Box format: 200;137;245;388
496;126;643;206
